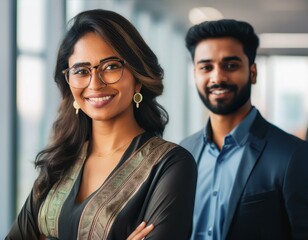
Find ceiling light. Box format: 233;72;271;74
189;7;224;25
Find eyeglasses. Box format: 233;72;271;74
62;57;125;89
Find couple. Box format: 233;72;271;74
6;9;308;240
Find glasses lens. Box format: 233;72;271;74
98;60;124;84
67;67;91;88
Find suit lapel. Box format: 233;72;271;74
190;131;206;164
222;112;268;239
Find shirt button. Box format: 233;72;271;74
208;227;212;236
213;191;218;196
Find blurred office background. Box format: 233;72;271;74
1;0;308;236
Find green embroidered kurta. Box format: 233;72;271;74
6;132;197;240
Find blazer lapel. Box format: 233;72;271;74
222;112;267;239
190;131;206;164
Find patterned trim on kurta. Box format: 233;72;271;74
77;137;176;239
38;137;176;239
38;143;88;237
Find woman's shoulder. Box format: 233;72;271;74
137;133;196;167
153;137;197;167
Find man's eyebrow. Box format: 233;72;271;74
222;56;242;62
196;59;212;64
196;56;242;64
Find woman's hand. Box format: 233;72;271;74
127;222;154;240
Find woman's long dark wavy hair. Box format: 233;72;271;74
33;9;168;203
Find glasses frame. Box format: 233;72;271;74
62;57;125;89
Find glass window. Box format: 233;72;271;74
16;0;46;211
254;56;308;139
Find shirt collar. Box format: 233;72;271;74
203;107;258;146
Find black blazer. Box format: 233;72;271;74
181;110;308;240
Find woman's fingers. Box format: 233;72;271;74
127;222;154;240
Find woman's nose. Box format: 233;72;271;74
87;68;107;90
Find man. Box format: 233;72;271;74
180;19;308;239
129;19;308;240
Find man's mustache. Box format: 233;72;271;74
206;83;237;93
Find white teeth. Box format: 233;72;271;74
88;96;111;102
212;89;229;95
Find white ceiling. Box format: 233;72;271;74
135;0;308;54
165;0;308;33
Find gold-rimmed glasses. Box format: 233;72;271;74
62;57;125;89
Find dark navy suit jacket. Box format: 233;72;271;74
181;110;308;240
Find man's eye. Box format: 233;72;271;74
225;63;239;70
200;65;212;71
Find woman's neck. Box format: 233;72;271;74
90;118;144;154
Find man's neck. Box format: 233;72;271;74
209;103;252;149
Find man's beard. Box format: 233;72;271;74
197;77;251;115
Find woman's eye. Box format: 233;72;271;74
104;62;122;71
72;68;89;76
106;65;117;70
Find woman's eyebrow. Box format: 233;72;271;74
99;56;121;63
71;62;91;68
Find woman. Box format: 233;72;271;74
6;9;197;240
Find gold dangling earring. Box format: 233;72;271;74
73;100;80;115
133;92;143;108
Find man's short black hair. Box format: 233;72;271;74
185;19;259;65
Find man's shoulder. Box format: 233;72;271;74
180;129;204;149
253;112;307;148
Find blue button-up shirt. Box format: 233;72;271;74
191;107;257;240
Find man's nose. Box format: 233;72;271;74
210;68;226;84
